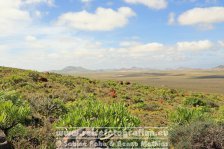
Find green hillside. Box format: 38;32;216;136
0;66;224;148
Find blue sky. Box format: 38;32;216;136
0;0;224;71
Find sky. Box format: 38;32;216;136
0;0;224;71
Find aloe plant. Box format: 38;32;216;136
169;107;209;125
0;91;30;135
56;97;140;128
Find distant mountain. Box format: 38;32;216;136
51;66;92;74
110;67;146;71
51;65;224;74
214;65;224;69
52;66;154;74
175;67;203;71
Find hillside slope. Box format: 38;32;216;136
0;66;224;148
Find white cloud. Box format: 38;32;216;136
128;43;165;57
124;0;167;9
168;12;175;25
0;44;9;53
218;41;224;47
197;24;214;30
0;0;54;36
178;7;224;29
176;40;213;51
0;32;221;70
23;0;54;6
117;40;214;58
128;42;164;52
34;10;42;17
80;0;92;3
0;31;107;70
0;1;31;35
179;0;217;3
25;35;37;41
56;7;135;31
119;41;139;47
122;40;213;53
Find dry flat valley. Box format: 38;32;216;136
73;69;224;95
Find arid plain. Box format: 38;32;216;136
73;69;224;95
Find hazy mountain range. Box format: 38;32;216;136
51;66;93;74
214;65;224;69
51;65;224;74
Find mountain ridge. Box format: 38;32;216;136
51;65;224;74
51;66;92;74
214;65;224;69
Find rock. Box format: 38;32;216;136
38;77;48;82
89;80;96;84
125;96;131;100
0;130;13;149
119;81;124;85
0;130;6;144
125;81;131;85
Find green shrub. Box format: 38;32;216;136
0;91;30;135
7;124;28;140
56;98;140;127
3;75;27;87
216;106;224;122
132;103;161;111
101;80;118;88
28;72;40;82
133;97;144;103
155;88;177;101
184;97;206;107
31;98;67;118
169;107;209;125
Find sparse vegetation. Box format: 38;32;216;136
0;66;224;148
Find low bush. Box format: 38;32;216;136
216;106;224;122
28;72;40;82
169;107;209;125
2;75;27;88
133;97;144;103
169;121;224;149
132;103;161;111
0;91;30;136
30;98;67;118
56;97;140;128
154;88;177;101
184;97;206;107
